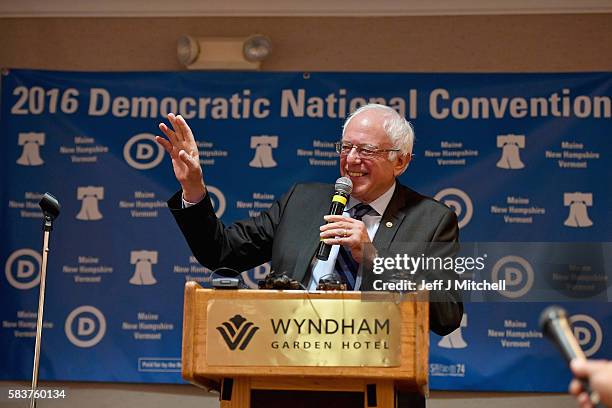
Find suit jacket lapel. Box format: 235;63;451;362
373;183;410;249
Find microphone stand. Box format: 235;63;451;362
30;194;60;408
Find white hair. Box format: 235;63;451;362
342;103;414;160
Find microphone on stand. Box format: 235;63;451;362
39;193;60;222
316;177;352;261
30;193;61;408
539;306;603;408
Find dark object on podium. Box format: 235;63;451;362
258;272;301;290
211;267;247;289
316;273;347;291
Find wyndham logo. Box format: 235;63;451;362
216;314;259;351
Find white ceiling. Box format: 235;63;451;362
1;0;611;17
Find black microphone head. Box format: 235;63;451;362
335;177;353;195
539;305;586;362
539;305;566;334
39;193;61;219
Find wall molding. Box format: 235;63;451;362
1;0;611;17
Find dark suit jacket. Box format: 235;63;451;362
168;181;463;335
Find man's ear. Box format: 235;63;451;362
394;153;412;176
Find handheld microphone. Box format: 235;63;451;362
539;306;602;407
316;177;352;261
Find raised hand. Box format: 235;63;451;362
156;113;206;203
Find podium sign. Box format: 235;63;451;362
182;283;430;405
206;299;401;367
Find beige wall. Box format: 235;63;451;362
1;14;611;72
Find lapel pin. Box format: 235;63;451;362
385;221;393;228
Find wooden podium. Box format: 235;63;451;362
181;281;429;408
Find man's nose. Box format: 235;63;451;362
346;147;362;162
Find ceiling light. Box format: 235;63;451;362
177;34;272;70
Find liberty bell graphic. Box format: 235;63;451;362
129;250;158;285
249;135;278;168
564;192;593;227
76;186;104;221
496;134;525;169
16;132;45;166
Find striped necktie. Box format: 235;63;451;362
334;203;375;290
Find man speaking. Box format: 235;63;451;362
156;103;462;337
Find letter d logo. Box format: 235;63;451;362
491;255;534;299
136;143;154;160
5;248;41;290
17;260;36;278
123;133;165;170
78;317;96;336
65;306;106;348
569;314;602;357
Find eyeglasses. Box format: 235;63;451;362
335;141;400;158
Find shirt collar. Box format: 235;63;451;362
347;181;396;216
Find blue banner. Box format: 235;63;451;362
1;69;611;390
